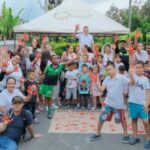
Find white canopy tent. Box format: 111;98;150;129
14;0;129;35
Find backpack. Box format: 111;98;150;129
8;109;32;142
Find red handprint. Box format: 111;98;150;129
23;33;29;41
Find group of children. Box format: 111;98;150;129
0;37;150;149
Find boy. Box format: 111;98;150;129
21;69;39;124
78;54;92;72
65;62;79;107
128;61;150;149
90;61;134;143
78;64;91;109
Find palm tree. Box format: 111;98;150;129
0;2;23;39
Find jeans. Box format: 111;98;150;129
0;136;17;150
79;94;90;107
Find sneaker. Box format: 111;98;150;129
91;106;96;110
87;104;91;110
35;109;40;114
80;106;86;110
122;136;129;144
45;106;48;112
89;134;101;141
144;140;150;149
128;137;140;145
51;103;59;109
47;113;52;119
77;103;80;108
33;118;39;124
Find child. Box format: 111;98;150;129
96;54;105;81
78;64;90;109
58;69;66;107
39;55;74;119
90;66;102;110
128;61;150;149
21;69;39;124
118;65;129;110
90;61;132;143
65;62;79;107
78;54;92;72
144;61;150;84
115;54;125;71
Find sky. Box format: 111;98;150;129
84;0;147;14
0;0;147;21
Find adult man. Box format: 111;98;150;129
73;25;94;52
117;40;129;70
0;96;42;150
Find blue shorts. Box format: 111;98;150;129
99;105;125;124
128;102;149;120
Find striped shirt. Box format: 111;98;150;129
103;74;128;109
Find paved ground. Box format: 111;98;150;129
18;110;146;150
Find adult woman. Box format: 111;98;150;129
45;44;56;55
28;38;41;55
40;50;51;73
0;53;23;89
17;45;27;77
81;45;95;64
101;44;114;66
66;45;77;60
0;77;31;112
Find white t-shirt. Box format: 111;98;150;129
135;50;148;63
115;62;124;71
0;89;24;111
0;61;22;89
103;54;113;66
65;70;79;88
128;74;150;105
76;34;94;51
103;74;128;109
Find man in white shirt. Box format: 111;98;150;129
73;25;94;53
134;43;149;63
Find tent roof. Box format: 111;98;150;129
14;0;129;35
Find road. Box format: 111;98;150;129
18;111;146;150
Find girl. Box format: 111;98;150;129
28;38;41;55
90;66;102;110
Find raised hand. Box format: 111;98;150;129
129;64;135;76
135;31;141;39
20;76;25;83
75;24;80;31
26;85;33;95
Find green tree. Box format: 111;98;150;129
0;2;23;39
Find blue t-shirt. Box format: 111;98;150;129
78;73;90;94
2;109;33;142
